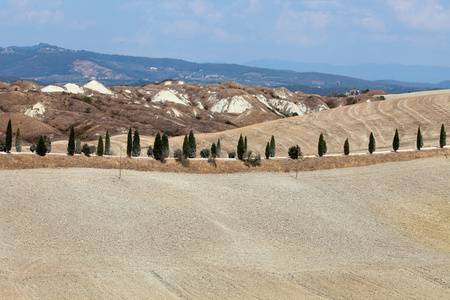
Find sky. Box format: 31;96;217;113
1;0;450;67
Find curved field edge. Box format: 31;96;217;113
1;148;449;173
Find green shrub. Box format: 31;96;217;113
288;145;301;159
82;143;91;157
243;151;261;167
147;145;153;157
228;151;236;158
29;143;36;153
200;148;210;158
174;148;190;167
75;138;82;154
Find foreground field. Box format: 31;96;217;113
0;157;449;299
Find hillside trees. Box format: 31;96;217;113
36;136;47;156
318;133;326;157
216;138;221;158
368;132;376;154
237;134;245;160
132;130;141;157
393;129;400;152
210;142;217;158
127;127;132;157
75;138;82;154
440;124;446;148
270;135;276;157
288;145;301;159
265;142;270;159
147;145;153;157
153;132;162;160
15;128;22;152
188;130;196;158
5;119;12;152
344;138;350;155
105;130;111;155
417;127;424;150
200;148;210;158
67;125;75;156
97;136;104;156
182;135;189;158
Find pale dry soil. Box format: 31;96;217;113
0;157;449;299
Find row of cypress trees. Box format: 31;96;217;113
321;124;446;157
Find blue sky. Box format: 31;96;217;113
1;0;449;67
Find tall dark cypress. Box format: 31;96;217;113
67;125;75;156
216;138;221;158
127;127;132;157
244;136;248;156
153;132;162;160
5;119;12;152
270;135;276;157
393;129;400;152
15;128;22;152
182;135;189;158
97;136;104;156
211;142;217;158
36;136;47;156
318;133;325;157
417;126;424;150
344;138;350;155
105;130;111;155
265;142;271;159
237;134;245;160
132;130;141;157
440;124;446;148
368;132;376;154
188;130;196;158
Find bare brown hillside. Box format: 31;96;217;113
0;80;337;142
167;90;449;157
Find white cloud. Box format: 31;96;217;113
188;0;223;22
388;0;450;30
2;0;64;26
353;14;386;32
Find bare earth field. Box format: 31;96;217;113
0;157;449;299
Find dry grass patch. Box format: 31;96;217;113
1;148;448;173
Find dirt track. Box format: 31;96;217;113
0;157;449;299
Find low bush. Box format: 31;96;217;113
228;151;236;158
288;145;302;159
200;148;210;158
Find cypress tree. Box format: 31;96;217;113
368;132;376;154
417;126;424;150
244;136;248;156
344;138;350;155
5;119;12;152
15;128;22;152
323;139;327;155
132;130;141;157
188;130;196;158
45;136;52;153
127;127;132;157
36;136;47;156
393;129;400;152
153;132;162;160
318;133;325;157
75;138;82;154
265;141;271;159
270;135;276;157
440;124;446;148
216;138;221;158
182;135;189;158
105;130;111;155
67;125;75;156
211;142;217;158
97;136;104;156
237;134;245;160
162;133;169;158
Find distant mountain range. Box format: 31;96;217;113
245;59;450;85
1;43;449;95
